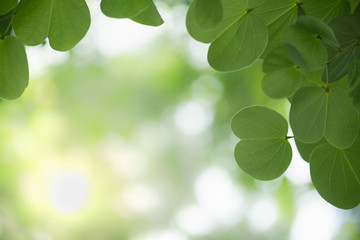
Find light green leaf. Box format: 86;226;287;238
262;67;302;99
290;86;359;148
13;0;90;51
0;36;28;100
310;141;360;209
301;0;350;23
283;24;327;71
208;13;268;71
232;106;292;180
193;0;223;29
295;138;326;162
295;15;339;47
131;0;163;26
100;0;148;19
186;0;247;43
0;0;17;15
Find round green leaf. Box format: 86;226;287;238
295;137;326;162
283;24;327;71
290;86;359;148
0;0;17;15
0;36;28;100
231;106;292;180
100;0;148;19
231;106;288;139
186;0;247;43
322;48;353;83
310;141;360;209
131;0;163;27
235;139;292;180
329;14;360;48
13;0;90;51
262;67;302;99
208;13;268;71
295;15;339;47
193;0;223;29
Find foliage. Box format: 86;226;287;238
0;0;360;209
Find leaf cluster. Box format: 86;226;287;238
195;0;360;209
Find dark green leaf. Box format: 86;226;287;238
101;0;148;19
322;48;353;83
329;14;360;48
193;0;223;29
295;138;326;162
0;0;17;15
0;36;28;100
310;140;360;209
232;106;292;180
283;24;327;71
131;0;163;26
13;0;91;51
295;15;339;47
208;13;268;71
302;0;350;23
290;86;359;148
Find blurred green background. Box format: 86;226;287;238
0;1;359;240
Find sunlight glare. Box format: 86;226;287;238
248;198;278;232
195;167;243;225
50;171;89;213
174;100;213;135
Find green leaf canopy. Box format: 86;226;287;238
13;0;91;51
290;86;359;149
231;106;292;180
0;36;28;100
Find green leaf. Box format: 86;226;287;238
193;0;223;29
283;24;327;71
348;57;360;92
290;86;359;149
310;141;360;209
231;106;292;180
186;0;247;43
295;138;326;162
101;0;148;19
262;46;294;73
262;67;302;99
301;0;350;23
0;0;17;15
0;36;28;100
131;0;163;26
13;0;91;51
329;14;360;48
295;15;339;48
322;48;353;83
0;16;12;37
253;0;298;58
208;13;268;71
